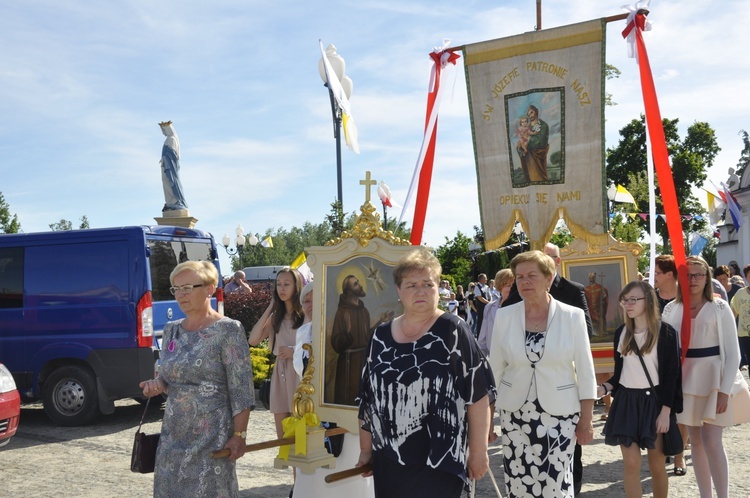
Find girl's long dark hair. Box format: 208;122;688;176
619;281;660;356
270;267;304;349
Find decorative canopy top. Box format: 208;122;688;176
326;171;411;247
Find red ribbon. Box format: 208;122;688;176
621;11;647;39
591;349;614;359
626;13;691;360
410;49;460;245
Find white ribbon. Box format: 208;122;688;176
622;0;652;58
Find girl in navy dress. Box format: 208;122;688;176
600;281;682;498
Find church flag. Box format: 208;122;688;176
706;190;725;225
721;183;744;230
463;19;607;250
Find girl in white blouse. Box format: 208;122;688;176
599;281;682;498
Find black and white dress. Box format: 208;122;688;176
500;331;578;498
358;313;495;498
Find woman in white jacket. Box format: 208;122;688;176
662;256;750;498
489;250;596;498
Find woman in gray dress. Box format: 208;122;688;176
140;261;254;498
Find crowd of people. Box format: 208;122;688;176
136;246;750;498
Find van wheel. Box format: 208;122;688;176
43;366;100;426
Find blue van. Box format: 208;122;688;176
0;225;223;425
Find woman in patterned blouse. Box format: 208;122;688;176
356;247;495;498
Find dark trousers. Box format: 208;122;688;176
371;450;464;498
573;442;582;485
739;336;750;367
475;304;486;338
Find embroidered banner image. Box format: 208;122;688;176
464;19;607;250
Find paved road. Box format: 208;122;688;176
2;386;750;497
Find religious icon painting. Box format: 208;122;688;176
321;256;402;408
562;255;628;347
306;215;412;434
504;87;565;188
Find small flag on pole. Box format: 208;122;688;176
260;236;273;248
319;41;359;154
290;251;313;283
290;252;306;268
706;191;724;225
611;184;637;206
720;183;744;230
690;234;708;255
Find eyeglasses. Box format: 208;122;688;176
686;273;706;280
169;284;204;295
619;297;645;305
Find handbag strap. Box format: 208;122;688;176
137;395;153;432
634;343;661;405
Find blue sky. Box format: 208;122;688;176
2;1;747;275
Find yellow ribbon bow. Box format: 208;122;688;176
277;412;320;460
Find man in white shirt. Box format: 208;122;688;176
473;274;491;336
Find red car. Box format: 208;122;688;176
0;363;20;447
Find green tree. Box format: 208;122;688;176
736;129;750;180
235;221;335;271
0;192;21;234
605;64;621;108
549;223;574;249
326;200;345;237
49;219;73;231
435;231;473;287
606;116;720;253
48;216;90;231
234;203;413;271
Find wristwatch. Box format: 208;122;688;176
233;430;247;439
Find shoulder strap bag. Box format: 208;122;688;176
130;396;161;473
634;343;683;456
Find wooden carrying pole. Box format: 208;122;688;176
324;463;373;483
211;426;348;459
448;11;630;51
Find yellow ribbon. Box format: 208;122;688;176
277;413;320;460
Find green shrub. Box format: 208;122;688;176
250;341;275;387
223;285;273;333
223;284;277;388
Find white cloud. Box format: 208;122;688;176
1;0;747;268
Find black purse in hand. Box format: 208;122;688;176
131;396;161;473
634;347;683;456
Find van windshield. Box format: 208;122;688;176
148;240;215;302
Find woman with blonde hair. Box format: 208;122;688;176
662;256;750;498
139;260;253;497
600;281;682;498
489;250;596;497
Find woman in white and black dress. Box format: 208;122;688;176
356;248;495;498
600;281;682;498
489;250;596;498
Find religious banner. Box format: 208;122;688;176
463;19;608;249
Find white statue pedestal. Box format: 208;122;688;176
154;209;197;228
292;433;374;498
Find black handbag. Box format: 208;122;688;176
258;378;271;410
634;348;683;456
131;396;161;473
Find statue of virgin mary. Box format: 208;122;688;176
158;121;188;211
